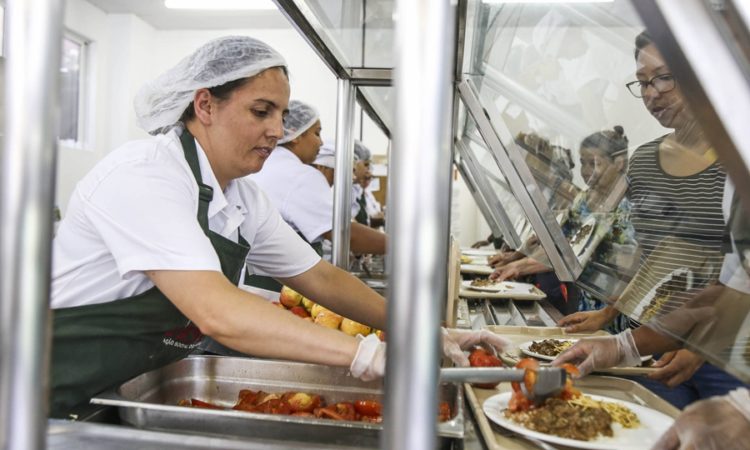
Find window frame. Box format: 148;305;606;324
58;30;92;150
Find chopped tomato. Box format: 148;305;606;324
438;401;452;422
255;398;291;415
354;400;382;417
468;346;503;389
511;358;539;396
559;363;581;400
334;402;358;421
314;406;347;421
190;398;223;410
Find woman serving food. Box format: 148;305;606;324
49;35;507;418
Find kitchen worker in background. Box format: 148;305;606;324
312;140;335;187
351;142;384;227
249;100;387;259
49;36;507;418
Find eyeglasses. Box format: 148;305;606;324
625;73;675;98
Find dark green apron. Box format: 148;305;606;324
50;129;250;418
355;190;369;225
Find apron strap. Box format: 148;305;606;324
179;128;214;234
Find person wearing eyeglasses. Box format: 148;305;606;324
557;30;748;411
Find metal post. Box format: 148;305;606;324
332;79;356;269
383;0;455;449
1;0;64;448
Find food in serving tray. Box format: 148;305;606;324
528;339;575;358
179;390;451;423
274;286;384;340
468;346;503;389
469;278;501;288
502;358;640;441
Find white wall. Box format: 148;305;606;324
57;1;371;213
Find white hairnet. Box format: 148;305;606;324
279;100;320;144
313;140;335;169
353;140;371;162
134;35;287;135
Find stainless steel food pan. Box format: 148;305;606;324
92;356;463;446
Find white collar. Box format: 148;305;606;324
193;139;246;219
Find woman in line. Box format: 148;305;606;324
488;126;634;318
49;36;507;418
556;31;746;410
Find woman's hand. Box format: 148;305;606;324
442;328;510;367
488;251;522;267
552;329;641;376
471;240;490;249
647;349;704;388
350;334;386;381
557;307;617;333
490;264;522;281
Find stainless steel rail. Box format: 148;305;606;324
0;0;64;449
384;0;455;449
331;79;355;269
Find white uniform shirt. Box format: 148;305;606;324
52;129;320;309
248;147;333;243
352;184;381;218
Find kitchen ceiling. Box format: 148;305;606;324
85;0;291;30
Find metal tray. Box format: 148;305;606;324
92;356;464;446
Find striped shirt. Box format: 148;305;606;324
623;136;726;318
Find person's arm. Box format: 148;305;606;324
558;305;620;333
323;222;387;255
631;322;684;356
278;259;387;330
147;270;359;367
489;257;547;281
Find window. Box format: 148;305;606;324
59;34;88;144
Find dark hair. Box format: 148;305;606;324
179;66;288;123
580;126;629;160
634;31;653;61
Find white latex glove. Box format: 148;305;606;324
552;329;641;376
651;388;750;450
441;328;511;367
349;333;386;382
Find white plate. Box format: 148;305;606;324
518;339;653;364
460;264;494;275
461;248;497;257
463;280;537;294
518;339;579;361
482;392;673;450
570;216;597;256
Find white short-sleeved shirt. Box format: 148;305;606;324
51;129;320;309
248;147;333;243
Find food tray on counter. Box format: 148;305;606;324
464;375;679;450
486;325;657;376
91;356;463;446
459;281;546;301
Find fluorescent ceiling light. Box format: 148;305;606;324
485;0;613;3
164;0;278;10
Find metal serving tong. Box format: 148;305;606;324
439;367;567;404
